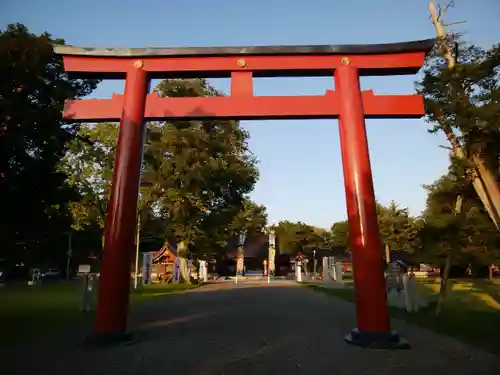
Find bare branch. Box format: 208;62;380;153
443;0;455;13
444;21;467;27
439;145;453;151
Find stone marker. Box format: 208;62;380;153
322;257;329;280
296;260;302;282
334;260;343;283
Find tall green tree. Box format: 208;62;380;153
419;40;500;173
415;156;500;315
377;201;418;261
330;220;349;249
227;199;267;240
273;221;322;255
144;79;258;261
61;123;117;231
0;23;98;265
418;169;500;273
196;199;268;256
62;79;259;271
416;166;469;317
417;37;500;229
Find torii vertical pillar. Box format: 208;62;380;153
88;60;149;344
335;60;409;349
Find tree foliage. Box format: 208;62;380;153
417;38;500;175
227;199;268;237
415;163;500;270
330;220;349;249
273;221;326;255
145;79;258;254
416;36;500;273
377;201;419;260
0;23;98;265
62;78;260;258
61;123;117;230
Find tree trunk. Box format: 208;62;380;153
385;243;391;264
474;156;500;230
489;263;494;282
436;194;463;318
177;240;191;284
179;258;190;283
444;125;500;232
436;253;452;318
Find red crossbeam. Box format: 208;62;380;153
62;52;425;78
63;90;424;121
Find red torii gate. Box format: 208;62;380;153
54;38;434;349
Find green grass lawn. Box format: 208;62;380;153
307;279;500;355
0;281;199;345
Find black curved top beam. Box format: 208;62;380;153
53;38;435;57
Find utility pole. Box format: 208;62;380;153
133;216;141;289
313;249;317;280
428;1;500;231
66;230;72;280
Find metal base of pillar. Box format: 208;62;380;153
85;331;138;347
344;328;410;349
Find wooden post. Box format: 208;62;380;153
336;61;409;349
89;60;148;344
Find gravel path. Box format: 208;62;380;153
2;282;499;375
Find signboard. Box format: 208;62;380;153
78;264;91;274
386;262;402;291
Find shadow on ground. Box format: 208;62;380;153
1;283;499;375
307;282;500;356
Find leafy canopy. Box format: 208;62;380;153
0;23;98;264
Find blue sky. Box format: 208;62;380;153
2;0;499;228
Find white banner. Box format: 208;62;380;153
187;259;193;281
268;246;275;274
236;246;244;274
322;257;329;280
173;257;181;283
199;260;208;282
141;252;153;284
